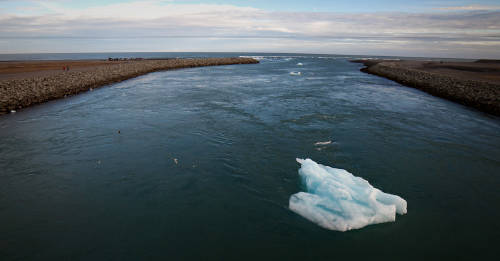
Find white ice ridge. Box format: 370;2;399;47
289;158;407;231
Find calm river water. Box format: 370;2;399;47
1;53;499;260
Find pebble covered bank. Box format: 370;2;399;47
0;57;258;114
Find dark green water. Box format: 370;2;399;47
1;54;499;260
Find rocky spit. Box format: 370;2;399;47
0;57;258;114
352;60;500;116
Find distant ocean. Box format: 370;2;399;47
0;52;474;61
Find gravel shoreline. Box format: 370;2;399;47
352;59;500;116
0;57;258;114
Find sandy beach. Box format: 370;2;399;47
0;57;258;114
352;59;500;116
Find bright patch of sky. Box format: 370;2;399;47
175;0;500;12
2;0;500;14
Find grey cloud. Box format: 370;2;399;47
434;5;500;11
2;11;499;37
0;8;499;58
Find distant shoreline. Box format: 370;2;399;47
351;59;500;116
0;57;259;115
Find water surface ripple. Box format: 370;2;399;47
1;54;499;260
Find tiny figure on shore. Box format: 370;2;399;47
62;66;66;71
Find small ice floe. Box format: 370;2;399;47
290;71;302;76
289;158;407;231
173;158;178;164
297;62;303;66
314;140;332;146
10;110;16;113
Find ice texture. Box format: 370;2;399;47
289;158;407;231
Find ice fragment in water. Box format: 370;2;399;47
289;158;407;231
290;71;302;76
314;141;332;146
297;62;303;66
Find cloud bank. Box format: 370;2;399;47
435;5;500;11
1;1;499;58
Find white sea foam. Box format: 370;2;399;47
239;55;309;62
317;56;352;59
289;158;407;231
314;141;332;146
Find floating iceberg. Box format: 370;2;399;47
290;71;302;76
289;158;407;231
297;62;303;66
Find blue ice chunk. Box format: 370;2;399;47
289;158;407;231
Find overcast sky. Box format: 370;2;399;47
1;0;499;58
